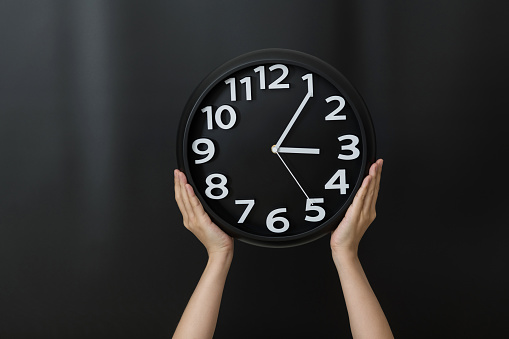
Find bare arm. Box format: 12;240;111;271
172;169;234;339
330;159;393;339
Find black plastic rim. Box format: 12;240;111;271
176;48;376;248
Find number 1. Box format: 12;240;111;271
254;66;266;89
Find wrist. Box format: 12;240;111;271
332;246;359;266
208;248;234;267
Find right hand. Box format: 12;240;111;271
330;159;383;259
174;169;234;257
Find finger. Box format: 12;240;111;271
178;171;196;226
371;159;383;207
350;174;372;213
185;182;208;219
174;169;180;200
363;162;378;211
369;160;378;176
174;170;188;221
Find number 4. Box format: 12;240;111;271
325;169;349;195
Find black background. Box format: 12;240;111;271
1;1;508;338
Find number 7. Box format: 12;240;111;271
235;199;255;223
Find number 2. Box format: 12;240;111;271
325;95;346;121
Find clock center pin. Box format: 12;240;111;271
271;145;277;153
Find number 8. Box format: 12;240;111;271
205;173;229;200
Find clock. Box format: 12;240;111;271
177;48;376;248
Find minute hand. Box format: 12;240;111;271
274;92;313;152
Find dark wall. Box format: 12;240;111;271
1;1;508;338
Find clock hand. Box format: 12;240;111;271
273;75;313;153
275;151;311;201
276;147;320;155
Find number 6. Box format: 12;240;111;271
266;208;289;233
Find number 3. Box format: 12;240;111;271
337;134;360;160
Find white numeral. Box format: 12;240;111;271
254;64;290;90
337;135;360;160
325;95;346;121
254;65;266;89
305;198;326;222
215;105;236;129
325;169;349;195
268;64;290;89
266;208;289;233
201;106;214;129
205;173;229;200
224;78;236;101
191;138;215;164
235;199;255;223
225;77;252;101
201;105;237;130
240;77;252;101
302;73;314;97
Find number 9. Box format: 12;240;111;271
192;138;215;164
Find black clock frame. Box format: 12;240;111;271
177;48;376;248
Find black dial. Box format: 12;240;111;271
177;49;376;247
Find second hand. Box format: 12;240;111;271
275;151;312;202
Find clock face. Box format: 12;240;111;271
177;49;375;247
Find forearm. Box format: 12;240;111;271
333;251;393;339
173;251;233;339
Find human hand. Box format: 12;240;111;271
330;159;383;260
174;169;234;258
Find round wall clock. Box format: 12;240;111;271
177;48;376;248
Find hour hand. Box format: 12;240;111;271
273;74;314;153
272;146;320;155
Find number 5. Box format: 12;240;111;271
305;198;325;222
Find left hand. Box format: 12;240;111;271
174;169;234;257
